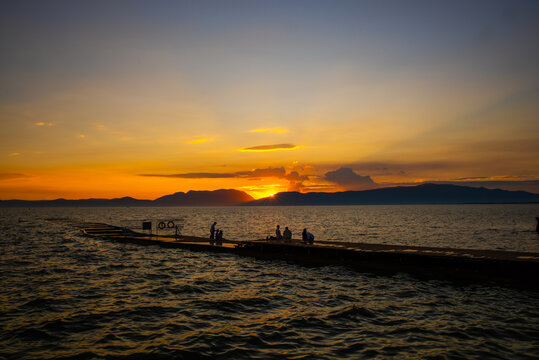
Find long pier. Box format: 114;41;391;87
57;219;539;288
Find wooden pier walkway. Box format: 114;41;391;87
56;219;539;288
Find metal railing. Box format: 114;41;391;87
118;218;185;239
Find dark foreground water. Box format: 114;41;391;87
1;206;539;359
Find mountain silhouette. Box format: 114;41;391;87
1;184;538;207
1;189;253;207
153;189;254;206
246;184;539;205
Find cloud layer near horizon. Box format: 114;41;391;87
141;167;311;192
141;166;378;193
140;167;288;179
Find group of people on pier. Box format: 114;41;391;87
269;224;315;244
209;222;314;245
209;221;223;245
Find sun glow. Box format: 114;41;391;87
236;183;286;200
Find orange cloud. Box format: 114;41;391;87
239;144;299;152
141;172;236;179
140;167;287;179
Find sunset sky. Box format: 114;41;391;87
1;0;538;200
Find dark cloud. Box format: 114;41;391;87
236;167;286;178
454;177;490;181
139;173;236;178
285;171;309;182
318;161;460;178
324;167;376;189
141;167;288;179
285;171;309;192
241;144;297;151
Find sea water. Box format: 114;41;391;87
1;205;538;359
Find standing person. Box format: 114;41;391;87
283;227;292;242
275;225;282;240
302;228;307;243
210;222;217;242
212;229;219;245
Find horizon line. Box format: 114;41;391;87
2;182;539;202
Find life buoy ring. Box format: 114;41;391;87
167;221;175;228
158;221;166;229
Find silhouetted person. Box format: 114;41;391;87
283;226;292;241
302;228;314;245
216;229;223;245
275;225;282;240
307;231;314;245
210;222;217;241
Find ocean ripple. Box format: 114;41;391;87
1;208;538;359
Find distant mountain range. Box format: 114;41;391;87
1;184;538;207
153;189;254;206
248;184;539;205
0;189;253;207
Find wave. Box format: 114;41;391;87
1;208;539;359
